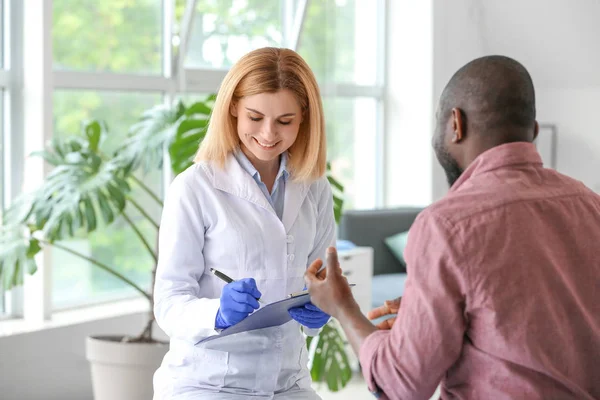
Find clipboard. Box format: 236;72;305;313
197;292;312;344
197;284;357;344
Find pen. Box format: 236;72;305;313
209;268;264;304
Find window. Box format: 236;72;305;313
324;97;378;210
1;1;386;319
184;0;282;69
0;92;5;316
52;91;162;310
0;0;3;68
298;0;384;209
0;93;3;223
0;0;7;317
53;0;163;74
48;0;172;311
299;0;379;86
177;0;385;209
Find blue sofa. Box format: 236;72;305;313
338;207;423;310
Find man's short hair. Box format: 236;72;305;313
439;55;536;131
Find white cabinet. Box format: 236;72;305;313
338;247;374;315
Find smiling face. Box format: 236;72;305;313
231;89;303;168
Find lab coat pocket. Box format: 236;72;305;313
191;347;229;388
220;329;281;394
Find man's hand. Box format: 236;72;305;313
304;247;360;319
367;297;402;330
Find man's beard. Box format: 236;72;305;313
436;147;463;187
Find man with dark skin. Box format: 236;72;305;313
306;56;600;400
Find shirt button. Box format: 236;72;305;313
286;235;294;243
288;254;295;262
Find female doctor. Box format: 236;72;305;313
153;47;335;399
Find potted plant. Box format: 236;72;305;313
0;96;351;398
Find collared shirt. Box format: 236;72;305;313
359;142;600;400
234;150;288;221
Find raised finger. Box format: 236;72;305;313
305;258;324;282
367;304;392;320
376;317;396;330
315;266;327;279
384;297;402;312
325;247;341;278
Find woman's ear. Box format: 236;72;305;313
230;102;238;118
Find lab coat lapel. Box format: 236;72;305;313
282;179;309;233
208;154;275;215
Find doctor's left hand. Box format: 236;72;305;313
289;303;331;329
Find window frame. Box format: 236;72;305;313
2;0;387;322
1;0;25;320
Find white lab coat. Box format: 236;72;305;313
153;153;335;399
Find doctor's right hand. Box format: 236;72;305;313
215;278;262;329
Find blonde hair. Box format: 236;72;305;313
194;47;327;181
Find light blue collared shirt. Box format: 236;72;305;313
234;150;288;221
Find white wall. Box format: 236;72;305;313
384;0;434;207
0;310;166;400
537;87;600;192
429;0;600;200
431;0;485;201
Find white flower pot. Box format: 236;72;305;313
86;335;168;400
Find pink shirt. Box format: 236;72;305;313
359;142;600;400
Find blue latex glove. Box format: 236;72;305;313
215;278;262;329
288;302;331;329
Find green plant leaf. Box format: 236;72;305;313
75;202;85;231
326;167;344;224
333;196;343;209
113;101;186;174
82;196;97;233
306;335;314;349
85;120;103;152
333;195;344;225
185;102;212;116
177;119;209;139
327;175;344;193
11;121;131;242
63;212;75;237
113;176;131;193
10;258;22;288
170;129;205;152
105;183;126;211
31;149;63;166
96;190;115;224
26;258;38;275
168;100;214;175
0;225;41;290
307;321;352;392
333;203;342;225
169;123;208;175
25;238;41;258
310;336;325;381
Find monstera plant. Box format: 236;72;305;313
0;95;351;392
